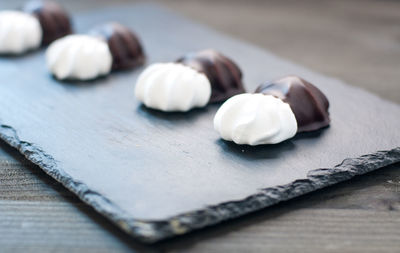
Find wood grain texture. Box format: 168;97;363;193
0;0;399;252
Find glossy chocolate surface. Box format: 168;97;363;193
256;75;330;132
177;49;245;103
22;0;72;45
90;22;145;71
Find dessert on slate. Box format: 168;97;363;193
46;35;113;81
214;75;330;145
22;0;72;46
0;0;72;55
176;50;245;103
214;93;297;145
255;75;330;132
135;49;245;112
0;11;42;54
89;23;145;71
135;62;212;112
46;22;145;81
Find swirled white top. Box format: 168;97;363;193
46;35;112;80
135;63;211;112
0;11;42;54
214;93;297;145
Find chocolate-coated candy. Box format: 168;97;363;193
176;49;245;103
255;75;330;132
22;0;72;45
90;22;145;71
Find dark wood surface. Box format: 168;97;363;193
1;0;400;252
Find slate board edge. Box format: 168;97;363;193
1;123;399;243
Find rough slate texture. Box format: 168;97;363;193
0;4;399;243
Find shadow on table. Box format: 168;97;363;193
137;104;211;122
215;127;327;161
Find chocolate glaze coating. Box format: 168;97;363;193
176;49;245;103
89;23;145;71
255;75;330;132
22;0;72;45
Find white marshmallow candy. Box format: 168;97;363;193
135;63;212;112
214;93;297;145
0;11;42;54
46;34;112;80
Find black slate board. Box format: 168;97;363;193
0;4;399;243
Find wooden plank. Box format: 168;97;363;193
163;208;400;253
2;200;400;253
0;201;134;253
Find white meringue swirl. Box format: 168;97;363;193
0;11;42;54
46;35;112;80
135;63;211;112
214;93;297;145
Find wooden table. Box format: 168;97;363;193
1;0;399;252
